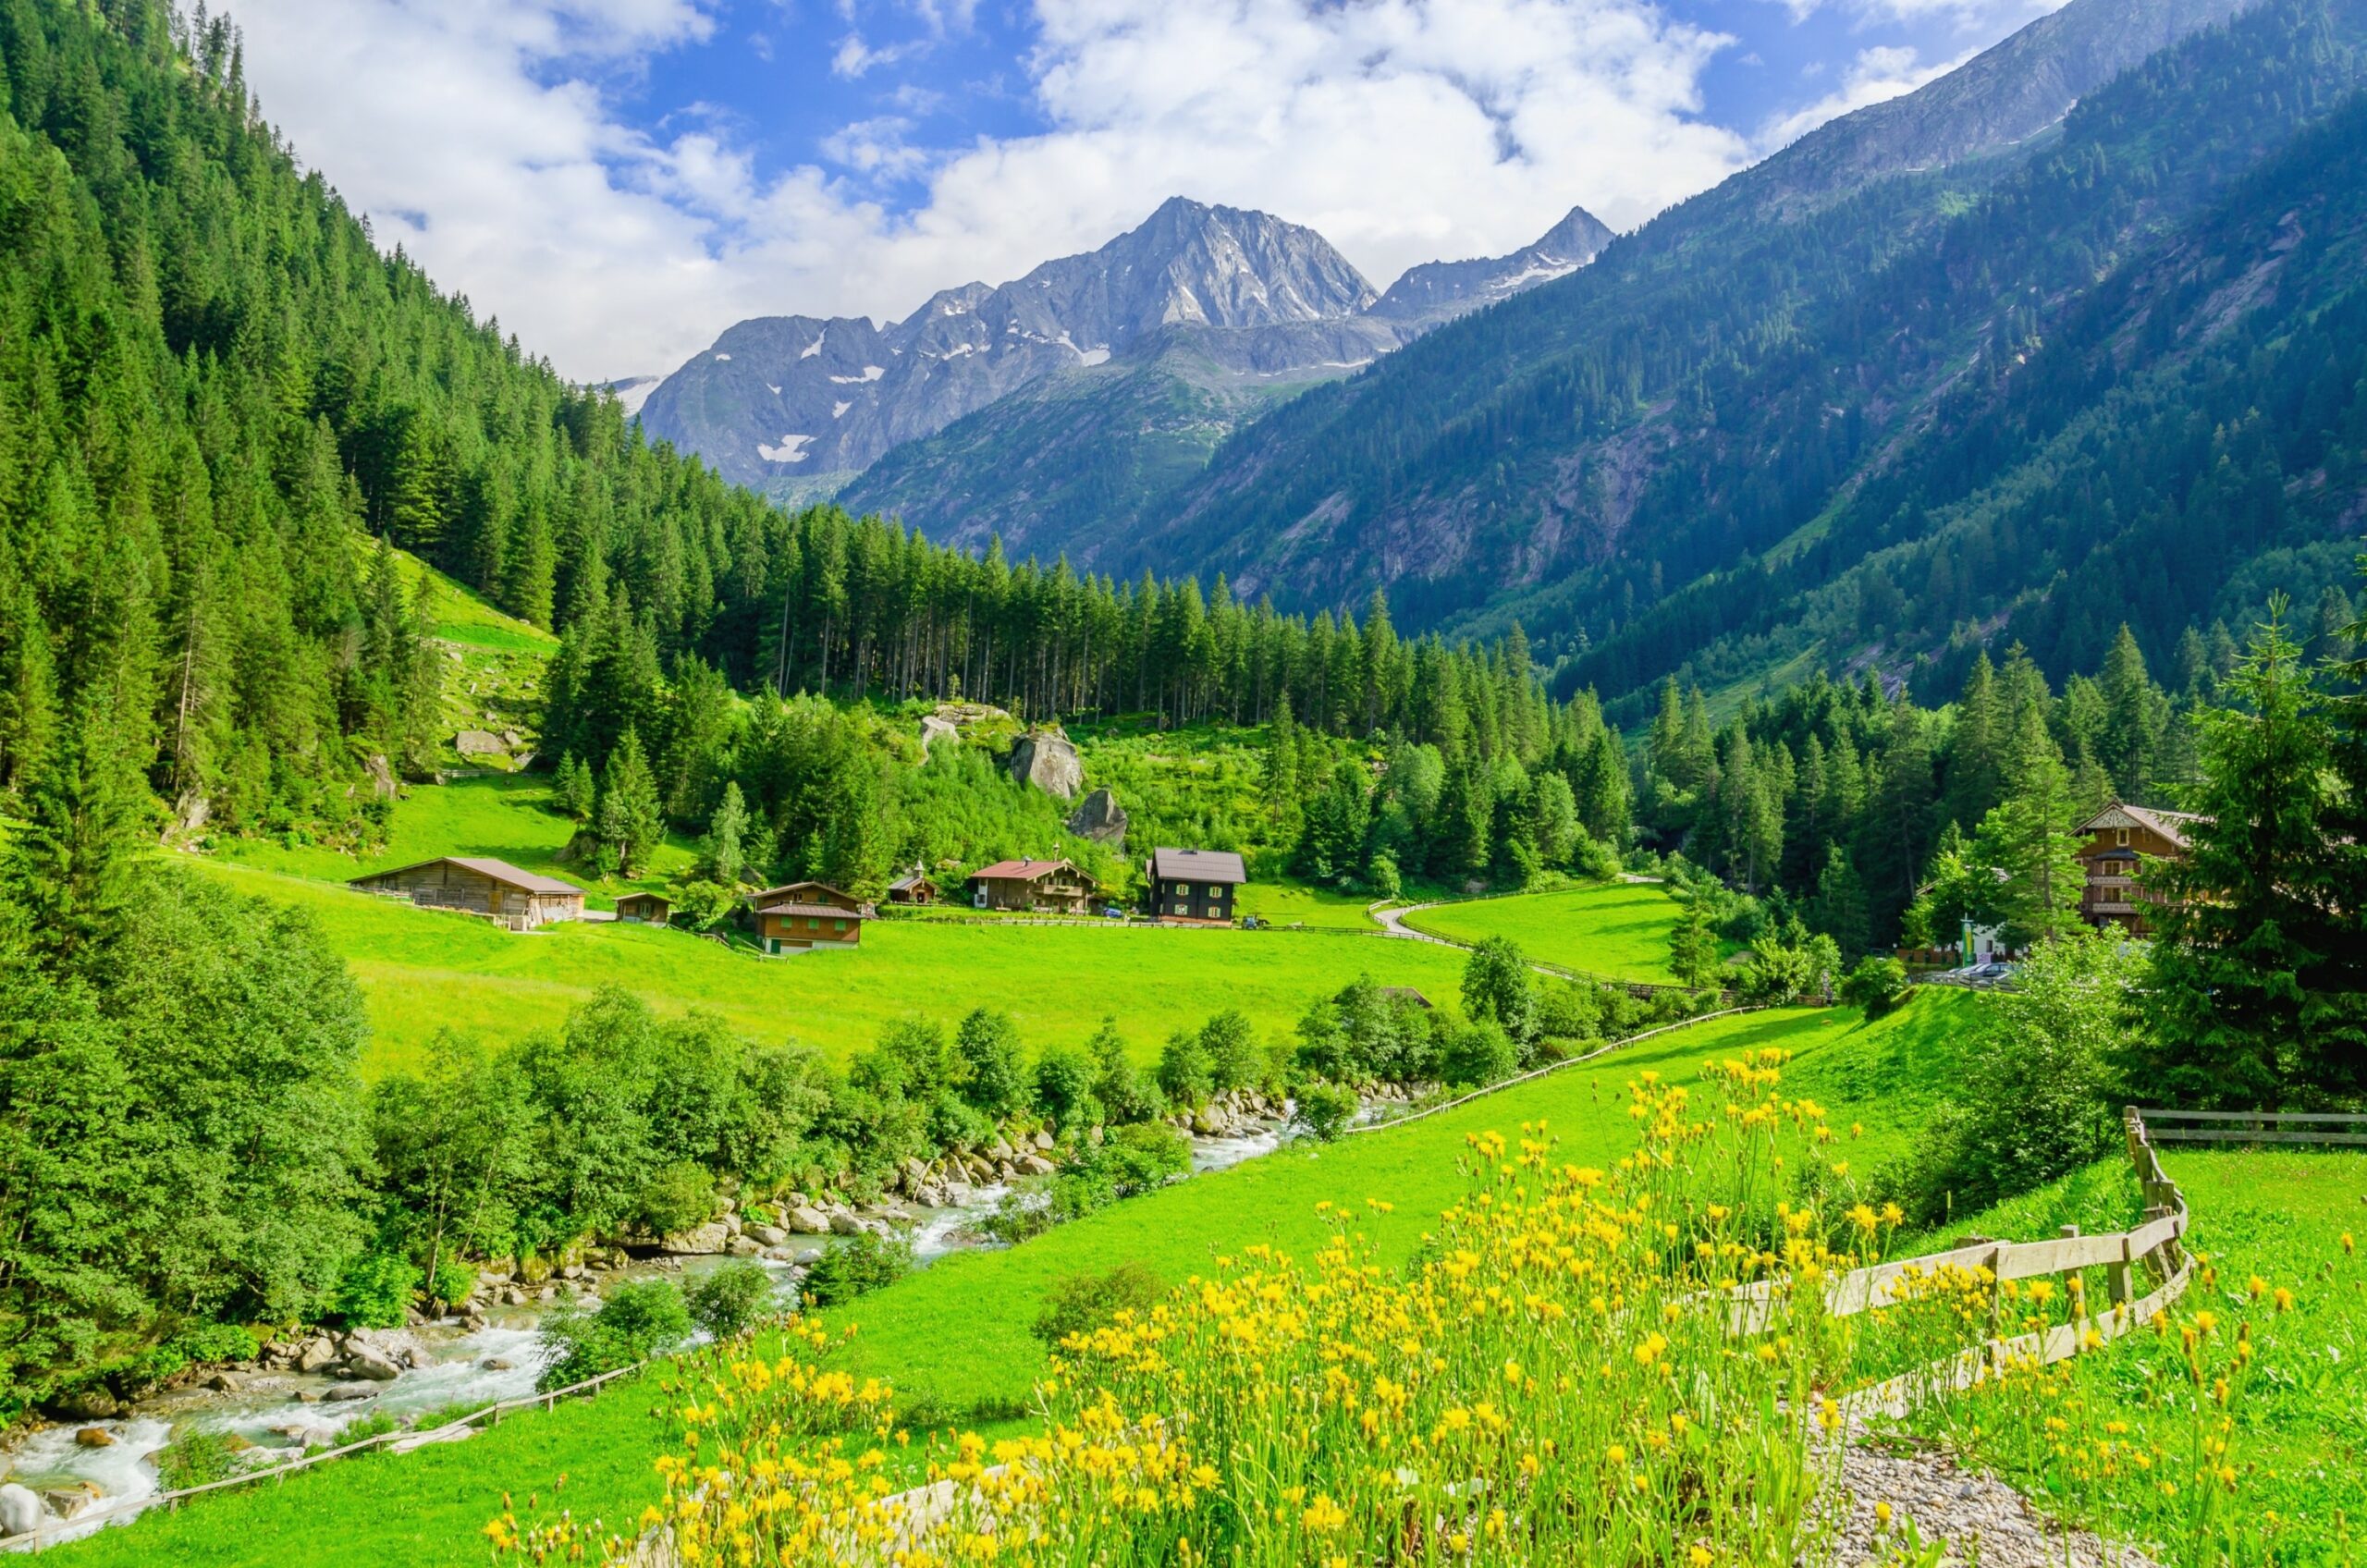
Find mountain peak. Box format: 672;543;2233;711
1368;205;1614;324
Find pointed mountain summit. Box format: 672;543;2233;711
1371;206;1615;324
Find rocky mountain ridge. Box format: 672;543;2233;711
635;198;1611;499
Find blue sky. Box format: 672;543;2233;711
226;0;2057;379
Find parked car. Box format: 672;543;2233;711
1240;916;1265;930
1972;961;2011;979
1100;905;1126;920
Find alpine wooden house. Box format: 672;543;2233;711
966;859;1098;915
1147;847;1246;924
750;881;873;952
349;857;585;931
2074;802;2202;936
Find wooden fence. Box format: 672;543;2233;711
1725;1106;2192;1418
2137;1108;2367;1146
5;1361;653;1553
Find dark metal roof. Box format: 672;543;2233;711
350;856;583;898
1149;847;1247;884
755;901;873;920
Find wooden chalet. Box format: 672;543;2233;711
748;881;873;952
967;858;1098;915
2075;802;2204;936
614;891;671;925
1147;846;1246;925
349;857;585;931
886;864;937;905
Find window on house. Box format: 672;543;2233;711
834;919;847;932
2116;828;2129;846
807;917;820;931
1177;884;1192;897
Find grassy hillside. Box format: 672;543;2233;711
1404;882;1690;983
57;995;1973;1567
191;859;1469;1075
1903;1146;2367;1559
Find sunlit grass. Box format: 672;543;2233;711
1406;882;1691;984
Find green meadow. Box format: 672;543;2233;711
189;859;1470;1075
58;998;1968;1568
1404;881;1691;984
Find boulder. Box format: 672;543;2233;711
344;1352;400;1382
941;1180;973;1203
748;1224;788;1247
1063;787;1128;843
74;1427;114;1449
876;1205;913;1224
480;1357;515;1372
205;1372;244;1393
42;1484;100;1522
987;1139;1015;1162
1032;1129;1056;1151
1192;1105;1232;1136
725;1237;761;1256
323;1383;377;1403
662;1221;733;1256
920;715;960;753
49;1390;120;1422
1016;1153;1057;1177
1007;732;1084;800
455;729;509;758
787;1206;831;1235
294;1336;340;1375
0;1483;44;1538
828;1213;865;1237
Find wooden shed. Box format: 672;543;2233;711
349;857;585;931
749;881;874;953
615;891;672;925
886;864;937;905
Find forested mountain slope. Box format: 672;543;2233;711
1129;0;2367;718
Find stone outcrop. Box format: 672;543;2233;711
1008;731;1084;799
1064;787;1127;842
0;1483;44;1537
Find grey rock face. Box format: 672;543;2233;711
639;198;1609;508
1369;205;1613;325
1065;787;1127;842
1009;733;1084;799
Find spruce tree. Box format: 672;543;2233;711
1;698;144;972
2143;601;2353;1105
597;729;665;877
1969;704;2084;949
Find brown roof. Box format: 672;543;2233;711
2075;802;2209;851
615;891;669;907
754;901;874;921
1148;847;1247;885
351;856;583;898
970;858;1091;883
748;880;859;905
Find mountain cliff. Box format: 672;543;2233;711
638;200;1611;507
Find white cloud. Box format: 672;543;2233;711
226;0;1758;381
1755;43;1969;150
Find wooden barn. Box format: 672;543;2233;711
749;881;874;953
967;858;1098;915
615;891;672;925
1147;847;1246;925
349;857;585;931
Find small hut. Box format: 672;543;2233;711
349;857;585;931
615;891;672;925
886;864;937;905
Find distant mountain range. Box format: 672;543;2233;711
633;200;1612;510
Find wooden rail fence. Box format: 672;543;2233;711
2136;1107;2367;1145
1724;1106;2191;1418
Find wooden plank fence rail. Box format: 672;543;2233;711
2137;1108;2367;1145
1723;1106;2193;1419
5;1360;655;1553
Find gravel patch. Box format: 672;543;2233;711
1825;1435;2161;1568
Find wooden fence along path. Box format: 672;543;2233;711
5;1361;652;1552
1727;1107;2193;1419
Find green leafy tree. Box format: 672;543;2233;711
1669;887;1723;990
1459;936;1538;1046
952;1008;1029;1120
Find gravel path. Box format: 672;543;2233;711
1825;1436;2160;1568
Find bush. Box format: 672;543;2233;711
686;1259;775;1341
536;1280;693;1390
1293;1082;1359;1142
1838;956;1909;1015
1030;1263;1165;1348
981;1125;1188;1244
1197;1011;1261;1092
426;1260;478;1313
330;1249;421;1329
635;1162;718;1238
154;1429;250;1488
668;878;742;929
1155;1031;1212;1110
801;1231;916;1307
1440;1019;1520;1088
1032;1044;1098;1129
